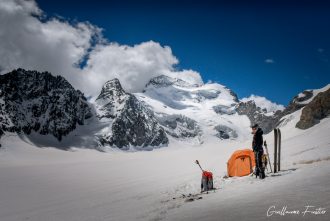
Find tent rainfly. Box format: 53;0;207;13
227;149;255;177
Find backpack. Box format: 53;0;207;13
201;171;214;192
261;154;268;169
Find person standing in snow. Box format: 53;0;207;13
251;124;265;179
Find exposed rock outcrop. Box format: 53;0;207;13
235;101;282;134
95;79;169;149
0;69;92;141
296;88;330;129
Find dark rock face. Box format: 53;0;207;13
95;79;127;119
282;90;313;115
214;125;238;140
235;88;329;133
0;69;92;141
296;88;330;129
155;114;202;139
96;79;168;149
276;90;314;127
235;101;281;134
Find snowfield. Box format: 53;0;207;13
0;106;330;221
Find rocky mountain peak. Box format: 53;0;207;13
95;79;130;119
97;78;126;101
0;68;92;142
0;68;74;99
95;78;169;149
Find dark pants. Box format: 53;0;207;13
254;149;265;178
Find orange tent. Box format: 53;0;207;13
227;149;255;177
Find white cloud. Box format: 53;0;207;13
241;94;284;112
0;0;205;97
0;0;102;87
265;58;275;64
81;41;180;95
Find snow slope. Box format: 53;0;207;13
0;101;329;221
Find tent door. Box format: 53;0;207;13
235;156;252;176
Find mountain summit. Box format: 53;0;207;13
95;78;169;149
0;69;92;142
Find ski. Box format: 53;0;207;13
273;128;282;173
264;140;273;173
274;128;278;173
278;129;281;172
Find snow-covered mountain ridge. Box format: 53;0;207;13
0;69;329;150
135;74;249;143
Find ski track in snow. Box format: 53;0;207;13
151;169;297;221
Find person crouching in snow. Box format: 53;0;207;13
251;124;265;179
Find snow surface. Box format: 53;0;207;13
0;105;330;221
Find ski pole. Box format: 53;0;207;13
195;160;203;171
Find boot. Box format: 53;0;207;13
259;169;265;179
255;167;260;178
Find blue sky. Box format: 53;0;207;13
37;0;330;105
